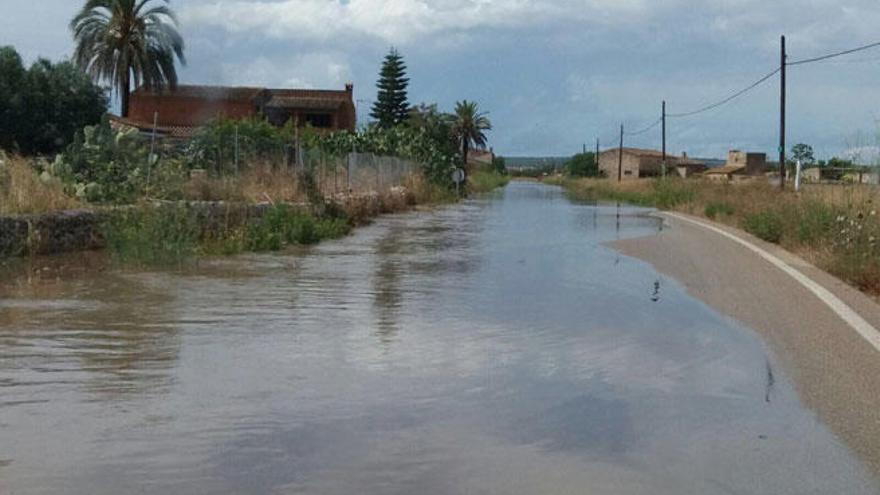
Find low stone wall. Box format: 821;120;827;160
0;210;105;257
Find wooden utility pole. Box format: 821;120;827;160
595;138;600;175
618;124;624;182
662;100;667;177
780;35;787;190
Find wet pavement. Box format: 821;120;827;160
1;181;877;494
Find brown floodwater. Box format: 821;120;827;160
1;181;878;494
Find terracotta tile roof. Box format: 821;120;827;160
266;96;344;110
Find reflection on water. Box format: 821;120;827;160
1;182;877;495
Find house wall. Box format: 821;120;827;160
727;151;767;176
599;151;642;179
129;94;256;128
129;87;357;132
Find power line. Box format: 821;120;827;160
624;117;662;136
667;68;781;118
788;40;880;66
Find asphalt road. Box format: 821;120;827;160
612;212;880;478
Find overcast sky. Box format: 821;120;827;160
3;0;880;159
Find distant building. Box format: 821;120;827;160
802;167;822;182
704;151;767;181
598;148;703;179
111;84;356;138
468;148;495;168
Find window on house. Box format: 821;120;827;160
305;113;332;128
624;170;633;176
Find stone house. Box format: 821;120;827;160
704;151;767;181
598;148;703;179
111;84;357;138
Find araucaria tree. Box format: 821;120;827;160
370;48;409;128
71;0;185;118
451;100;491;167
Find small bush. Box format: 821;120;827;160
743;210;784;243
795;200;837;245
102;204;200;263
704;202;734;219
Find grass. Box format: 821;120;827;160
102;202;354;264
558;177;880;296
468;169;510;193
0;155;81;215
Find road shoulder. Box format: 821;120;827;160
610;211;880;477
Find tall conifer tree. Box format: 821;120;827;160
370;48;409;128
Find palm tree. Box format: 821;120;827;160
451;100;491;168
71;0;185;118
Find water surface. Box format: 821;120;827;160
1;181;877;494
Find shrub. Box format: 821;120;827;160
704;202;735;219
795;200;837;245
743;210;784;243
102;204;200;263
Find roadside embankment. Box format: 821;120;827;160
611;212;880;477
559;177;880;297
0;188;419;262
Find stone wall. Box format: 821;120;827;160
0;191;407;258
0;210;105;257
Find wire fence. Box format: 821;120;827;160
299;150;419;196
161;136;420;197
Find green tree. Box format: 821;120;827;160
71;0;185;118
492;156;507;175
451;100;491;168
792;143;815;165
0;47;27;151
565;152;598;177
0;46;107;155
407;103;456;157
370;48;409;128
24;59;109;154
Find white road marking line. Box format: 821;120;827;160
663;211;880;354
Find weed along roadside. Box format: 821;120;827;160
555;177;880;296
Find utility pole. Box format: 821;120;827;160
618;124;624;182
662;100;667;177
583;143;586;154
780;35;787;190
596;138;600;176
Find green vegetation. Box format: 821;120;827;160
71;0;185;117
743;210;783;243
0;46;107;155
560;177;695;209
558;177;880;295
102;203;352;264
564;152;600;177
371;48;410;128
468;169;510;193
791;143;815;165
704;201;735;219
451;100;492;168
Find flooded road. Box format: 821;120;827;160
1;181;877;494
